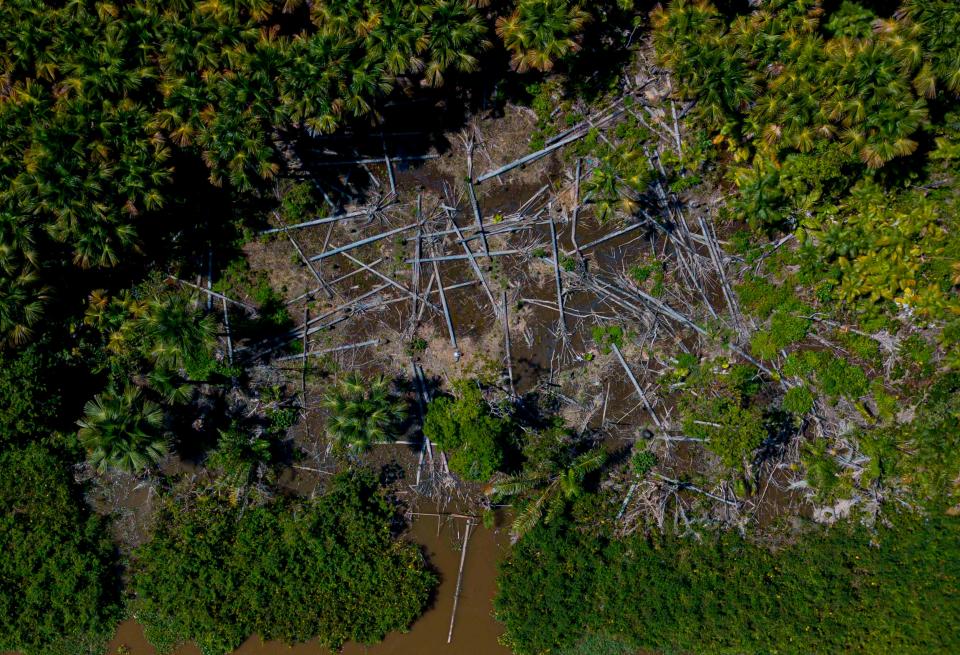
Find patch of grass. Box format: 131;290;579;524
783;385;814;415
591;325;624;354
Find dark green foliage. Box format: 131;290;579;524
750;308;811;359
0;341;61;446
496;0;591;73
0;444;121;655
82;283;220;395
801;439;849;503
679;361;768;469
818;356;870;400
861;373;960;506
684;395;766;469
735;275;796;320
630;448;657;476
496;512;960;655
784;350;869;401
898;334;935;376
207;423;276;489
406;337;428;355
423;381;512;482
493;425;606;539
655;0;960;319
214;258;291;336
132;471;435;655
836;330;883;367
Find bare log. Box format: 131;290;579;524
466;141;490;256
259;208;370;235
563;220;645;256
433;259;461;361
285;258;383;305
548;212;567;338
275;339;381;362
610;343;664;430
571;158;583;258
309;223;416;262
447;519;474;644
502;291;516;397
167;277;257;313
477;107;625;183
222;297;234;368
446;208;497;314
307;153;439;166
342;252;439;313
406;250;520;264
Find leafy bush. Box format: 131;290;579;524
735;275;796;320
684;396;766;469
782;385;814;415
783;350;869;401
132;471;435;655
679;361;768;469
818;356;869;400
496;512;960;655
207;423;276;489
423;381;512;482
630;448;657;476
590;325;624;354
0;342;62;446
0;445;121;655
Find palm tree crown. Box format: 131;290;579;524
77;385;168;474
321;372;406;453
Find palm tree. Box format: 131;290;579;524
423;0;489;86
77;385;168;474
492;446;606;541
208;423;273;488
0;266;47;346
496;0;590;73
137;291;216;374
321;372;406;453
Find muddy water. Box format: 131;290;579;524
104;515;510;655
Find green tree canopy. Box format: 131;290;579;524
423;380;513;482
496;512;960;655
131;471;435;655
0;444;121;655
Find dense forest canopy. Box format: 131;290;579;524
1;0;959;654
131;472;435;655
0;445;121;655
495;512;960;655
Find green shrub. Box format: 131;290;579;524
684;398;766;469
590;325;624;354
423;381;512;482
496;512;960;655
630;449;657;476
0;445;121;655
818;356;869;400
0;342;62;446
783;385;814;415
132;471;435;654
735;275;795;320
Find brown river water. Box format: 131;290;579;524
100;514;511;655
